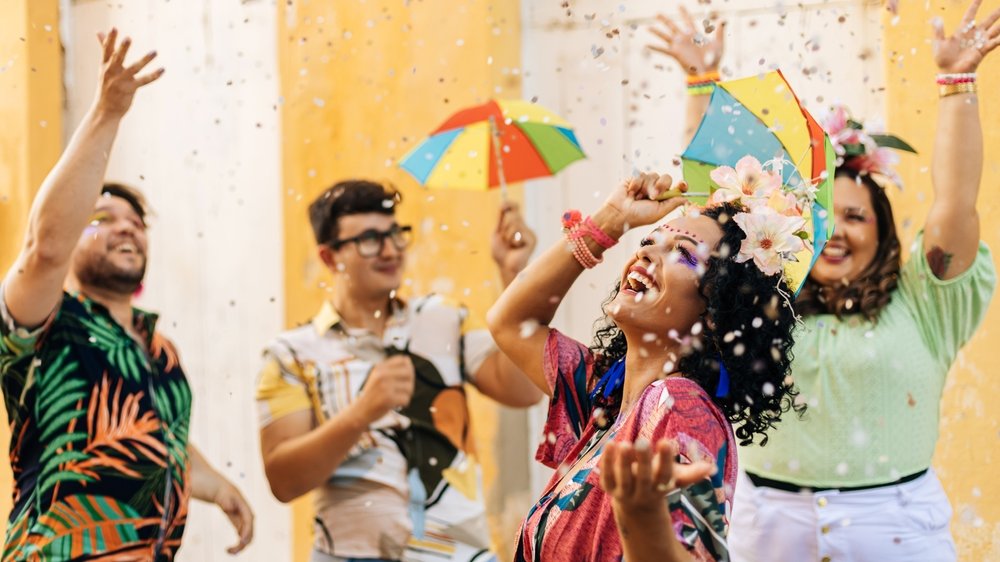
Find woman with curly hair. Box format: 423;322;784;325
487;168;806;562
650;2;998;559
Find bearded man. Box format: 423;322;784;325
0;29;252;561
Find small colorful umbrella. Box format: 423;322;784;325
680;70;835;294
398;99;585;196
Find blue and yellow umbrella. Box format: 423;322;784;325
681;70;835;294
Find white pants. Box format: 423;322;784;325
728;469;956;562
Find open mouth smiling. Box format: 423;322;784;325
821;243;849;264
112;241;141;256
623;265;658;295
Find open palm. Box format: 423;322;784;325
648;7;725;76
95;29;164;117
933;0;1000;73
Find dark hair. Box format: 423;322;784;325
795;167;901;322
589;203;803;446
308;180;402;245
101;182;149;224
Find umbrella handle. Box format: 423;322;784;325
653;189;710;201
489;115;508;200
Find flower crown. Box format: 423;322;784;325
820;104;917;187
705;156;815;279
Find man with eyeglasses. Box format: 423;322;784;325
256;179;542;562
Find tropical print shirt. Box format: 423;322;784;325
517;330;736;562
0;290;192;561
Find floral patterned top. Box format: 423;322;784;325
516;330;736;562
0;291;192;561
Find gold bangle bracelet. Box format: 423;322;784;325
939;82;977;97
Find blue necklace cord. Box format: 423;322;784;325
715;357;730;398
590;357;626;401
590;355;729;399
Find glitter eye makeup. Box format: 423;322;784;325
85;209;147;233
655;225;705;269
677;247;699;269
88;211;111;226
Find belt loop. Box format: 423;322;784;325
751;479;768;501
896;481;911;506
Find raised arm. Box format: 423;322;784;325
648;7;725;145
485;174;687;395
923;0;999;279
2;30;162;327
472;203;544;407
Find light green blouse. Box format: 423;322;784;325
740;233;996;487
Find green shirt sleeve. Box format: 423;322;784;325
897;233;997;371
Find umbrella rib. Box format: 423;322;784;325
788;142;813;179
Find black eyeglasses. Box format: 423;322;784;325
331;225;413;257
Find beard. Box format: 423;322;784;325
75;253;147;295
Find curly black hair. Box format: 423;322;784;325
588;203;804;446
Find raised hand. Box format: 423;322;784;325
932;0;1000;73
601;173;688;233
491;202;538;283
648;7;725;76
94;29;164;118
599;440;715;513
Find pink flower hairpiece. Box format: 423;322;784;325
706;155;812;278
819;104;917;187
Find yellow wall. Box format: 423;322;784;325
0;0;63;536
884;4;1000;559
276;1;522;559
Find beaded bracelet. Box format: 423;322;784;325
562;210;618;268
686;70;720;96
687;83;715;96
936;72;977;85
939;82;978;97
562;210;618;248
582;216;617;249
686;70;721;84
567;232;602;269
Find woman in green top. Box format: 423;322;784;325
650;2;998;560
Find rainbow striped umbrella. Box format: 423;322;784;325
399;99;585;195
681;70;835;295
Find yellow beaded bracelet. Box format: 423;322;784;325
687;83;716;96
